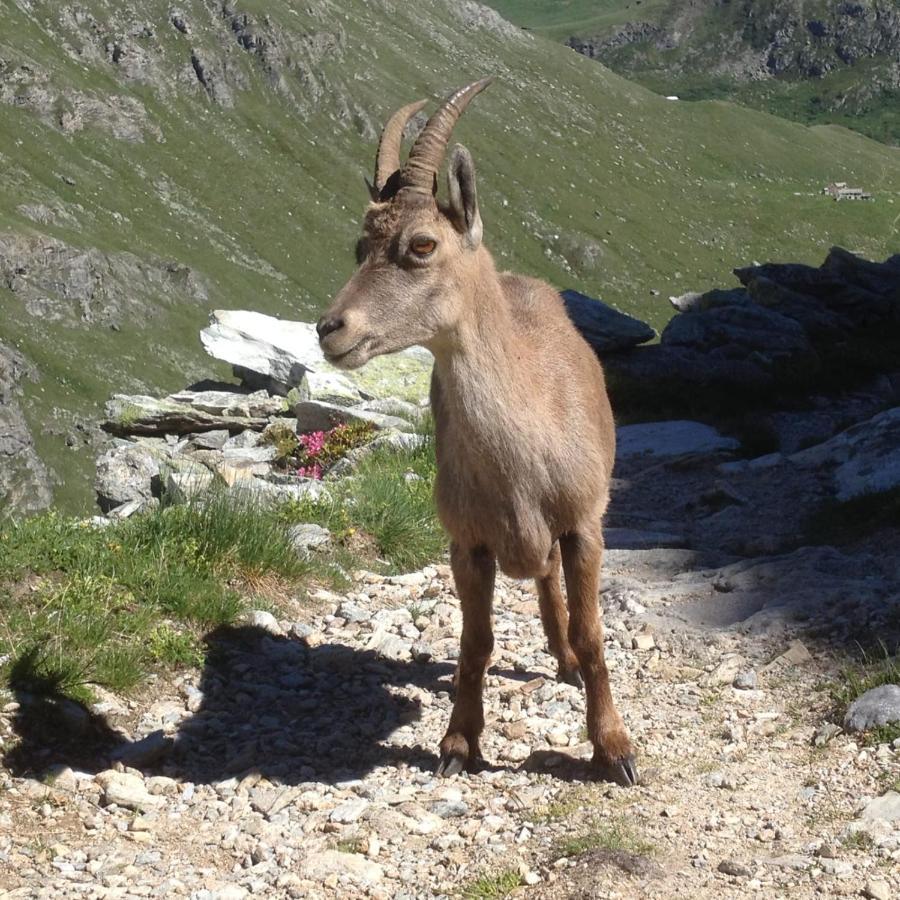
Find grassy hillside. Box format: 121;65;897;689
489;0;900;144
2;0;899;513
486;0;671;40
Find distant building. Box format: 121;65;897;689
823;182;873;201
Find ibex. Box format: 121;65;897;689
317;79;637;786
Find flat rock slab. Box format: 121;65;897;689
104;394;270;436
201;309;433;404
293;400;415;434
604;527;687;550
616;420;740;459
844;684;900;732
560;289;656;353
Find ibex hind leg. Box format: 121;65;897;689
559;526;639;787
437;543;495;777
535;542;583;688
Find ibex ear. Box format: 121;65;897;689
447;144;482;249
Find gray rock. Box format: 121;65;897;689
560;289;656;353
616;420;740;459
329;798;368;823
604;527;687;550
337;599;369;624
289;523;331;556
296;850;383;885
863;880;893;900
189;429;231;450
165;468;214;503
860;791;900;822
104;394;269;436
844;684;900;732
717;858;752;877
95;444;163;512
733;670;758;690
168;389;285;419
293;400;415;434
111;730;172;767
221;446;279;465
96;771;161;812
223;429;261;450
246;610;281;634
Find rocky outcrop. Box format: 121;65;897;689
560;289;656;353
606;247;900;392
0;343;53;514
0;233;208;330
95;316;432;517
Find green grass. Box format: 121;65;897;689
460;869;524;900
0;490;311;702
554;819;656;859
486;0;671;40
3;0;900;514
279;436;445;572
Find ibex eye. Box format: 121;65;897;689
410;237;437;256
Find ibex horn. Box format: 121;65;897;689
373;99;427;198
399;77;494;195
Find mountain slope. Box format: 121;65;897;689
490;0;900;144
1;0;899;513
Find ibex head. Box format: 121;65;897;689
317;79;494;368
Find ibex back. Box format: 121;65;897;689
317;79;637;786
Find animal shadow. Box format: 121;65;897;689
3;625;456;784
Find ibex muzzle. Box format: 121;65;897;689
317;81;638;787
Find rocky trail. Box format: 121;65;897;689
2;248;900;898
2;399;899;899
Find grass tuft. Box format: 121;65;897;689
460;869;523;900
554;819;655;860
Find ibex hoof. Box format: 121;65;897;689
557;665;584;690
436;752;467;778
594;752;640;788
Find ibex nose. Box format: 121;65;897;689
316;315;344;340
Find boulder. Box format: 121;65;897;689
560;289;656;353
289;523;331;556
200;309;433;404
95;444;163;512
844;684;900;733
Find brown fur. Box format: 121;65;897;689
318;140;637;785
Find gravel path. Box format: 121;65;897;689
2;551;898;899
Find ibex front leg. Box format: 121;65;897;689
560;526;638;787
437;543;495;777
536;541;583;688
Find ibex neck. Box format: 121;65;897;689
428;249;516;372
428;250;524;414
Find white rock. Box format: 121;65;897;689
860;791;900;822
201;309;433;403
296;850;384;884
616;420;739;459
96;771;161;812
246;610;282;634
329;798;368;824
